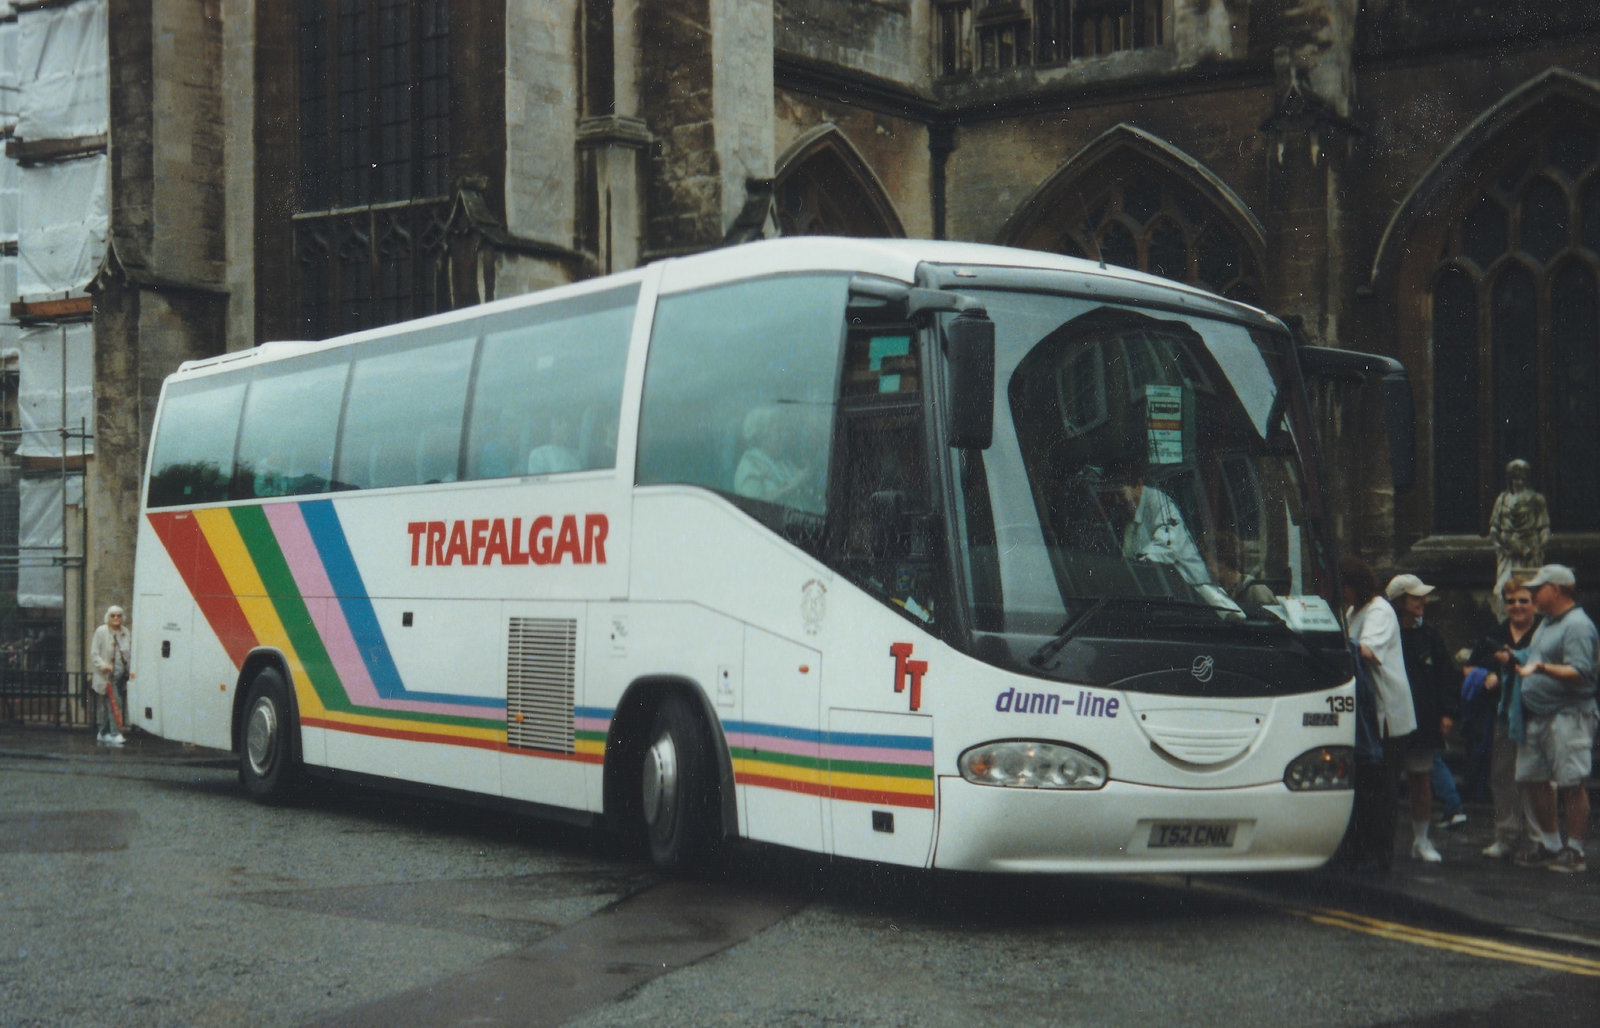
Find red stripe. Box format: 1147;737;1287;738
147;512;256;669
302;716;604;763
736;771;936;809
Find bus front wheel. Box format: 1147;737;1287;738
639;697;719;870
239;668;300;803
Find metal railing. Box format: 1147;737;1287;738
0;668;94;728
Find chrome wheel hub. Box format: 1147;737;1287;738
246;697;278;777
641;731;678;830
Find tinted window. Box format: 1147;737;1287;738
637;274;846;520
465;286;636;480
147;377;246;508
336;333;475;489
235;357;349;498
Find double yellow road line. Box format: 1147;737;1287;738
1285;904;1600;977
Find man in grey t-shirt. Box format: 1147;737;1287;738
1512;564;1599;873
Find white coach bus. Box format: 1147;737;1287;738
131;237;1369;873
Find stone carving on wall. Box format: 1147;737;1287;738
1487;458;1549;618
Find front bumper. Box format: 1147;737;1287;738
932;775;1351;873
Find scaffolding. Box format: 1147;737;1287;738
0;0;105;726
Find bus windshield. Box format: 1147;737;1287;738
950;290;1338;670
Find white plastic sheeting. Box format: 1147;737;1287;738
17;322;93;459
18;473;82;609
14;0;107;141
0;11;18;132
16;152;106;298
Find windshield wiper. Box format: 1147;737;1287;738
1027;595;1214;669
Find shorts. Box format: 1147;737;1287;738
1515;708;1599;788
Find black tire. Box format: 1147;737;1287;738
639;696;721;870
239;667;301;803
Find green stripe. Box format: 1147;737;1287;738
231;506;504;733
730;746;933;780
231;505;347;712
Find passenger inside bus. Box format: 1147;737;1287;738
1101;460;1209;586
525;411;584;475
734;405;812;504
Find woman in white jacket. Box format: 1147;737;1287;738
1342;559;1435;860
89;605;130;746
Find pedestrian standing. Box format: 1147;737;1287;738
90;605;130;747
1342;558;1424;862
1465;576;1544;859
1387;574;1460;861
1512;564;1599;873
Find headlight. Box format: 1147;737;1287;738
1284;746;1355;791
958;740;1108;790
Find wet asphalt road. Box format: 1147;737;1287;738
3;747;1598;1027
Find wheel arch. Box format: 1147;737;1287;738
603;675;738;841
232;648;301;762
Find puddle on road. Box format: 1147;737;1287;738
0;809;138;853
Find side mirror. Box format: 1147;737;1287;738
944;312;995;450
1298;347;1415;493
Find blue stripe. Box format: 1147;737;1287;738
725;720;933;751
301;500;504;710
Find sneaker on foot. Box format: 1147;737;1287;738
1440;811;1468;829
107;733;125;747
1411;838;1443;863
1550;847;1587;874
1481;840;1515;859
1514;844;1563;868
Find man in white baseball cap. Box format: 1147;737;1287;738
1385;573;1461;860
1513;564;1598;873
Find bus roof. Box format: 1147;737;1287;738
171;237;1266;378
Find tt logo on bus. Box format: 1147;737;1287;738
889;642;927;711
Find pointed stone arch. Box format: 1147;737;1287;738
773;124;905;238
1380;68;1600;536
1371;68;1600;289
997;124;1265;302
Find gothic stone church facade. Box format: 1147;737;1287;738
91;1;1600;648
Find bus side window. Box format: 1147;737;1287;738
638;273;847;531
465;287;635;481
234;357;348;499
147;378;246;507
337;333;475;490
831;328;936;623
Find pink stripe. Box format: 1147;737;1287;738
264;504;491;720
726;733;819;759
575;717;611;733
819;743;934;766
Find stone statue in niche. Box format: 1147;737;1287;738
1487;458;1549;619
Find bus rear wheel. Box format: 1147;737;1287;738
239;668;300;803
639;697;719;870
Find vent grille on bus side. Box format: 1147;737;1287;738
506;617;578;753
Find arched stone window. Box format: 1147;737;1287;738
999;125;1263;303
1424;109;1600;532
773;127;905;238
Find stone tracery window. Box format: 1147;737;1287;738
1429;120;1600;532
295;0;451;339
937;1;1165;75
1047;168;1262;304
774;132;904;239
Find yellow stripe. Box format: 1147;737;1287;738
824;767;935;796
313;708;504;742
733;757;933;796
1285;905;1600;977
192;509;330;717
